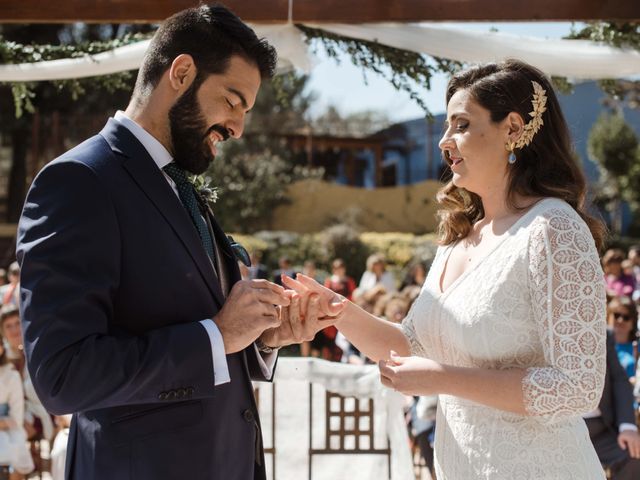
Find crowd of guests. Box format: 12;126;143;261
0;262;69;480
3;245;640;478
243;247;640;479
595;246;640;479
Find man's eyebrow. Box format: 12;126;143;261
226;87;248;110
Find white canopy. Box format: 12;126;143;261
0;22;638;82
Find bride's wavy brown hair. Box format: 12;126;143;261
436;59;606;251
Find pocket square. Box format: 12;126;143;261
227;236;251;267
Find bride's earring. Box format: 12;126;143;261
506;142;517;165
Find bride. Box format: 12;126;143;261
283;59;607;479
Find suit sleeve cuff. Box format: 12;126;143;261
619;422;639;433
253;343;277;379
199;319;230;386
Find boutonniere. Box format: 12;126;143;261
227;236;251;267
188;174;219;204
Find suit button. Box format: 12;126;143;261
166;390;177;401
158;392;168;401
243;409;254;423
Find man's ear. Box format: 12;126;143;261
168;54;197;93
505;111;525;146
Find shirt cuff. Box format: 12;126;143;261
199;319;230;386
619;423;639;434
253;343;278;379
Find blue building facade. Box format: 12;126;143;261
376;81;640;186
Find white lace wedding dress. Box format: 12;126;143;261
402;198;606;479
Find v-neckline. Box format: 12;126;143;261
437;198;552;298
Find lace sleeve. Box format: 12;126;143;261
401;313;427;357
522;208;606;423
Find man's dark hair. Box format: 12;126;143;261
135;3;277;96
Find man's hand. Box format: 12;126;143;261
214;279;290;354
259;293;342;348
618;429;640;459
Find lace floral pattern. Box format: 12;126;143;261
522;208;606;422
401;199;606;479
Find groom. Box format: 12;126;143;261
16;4;337;479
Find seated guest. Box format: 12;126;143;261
0;330;34;479
607;296;638;381
272;256;296;286
324;259;356;300
248;251;268;280
585;331;640;480
302;260;324;283
628;245;640;288
354;253;397;298
372;292;411;324
399;261;428;291
604;249;636;298
410;395;437;479
0;263;19;308
0;307;54;446
50;415;72;480
303;258;356;360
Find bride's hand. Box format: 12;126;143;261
281;273;347;318
378;351;444;396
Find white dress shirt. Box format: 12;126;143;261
113;111;276;384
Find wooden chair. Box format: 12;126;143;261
308;385;391;480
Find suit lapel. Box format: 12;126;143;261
100;119;225;308
199;199;240;296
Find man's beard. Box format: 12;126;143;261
168;81;228;175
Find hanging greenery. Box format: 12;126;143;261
296;24;461;117
0;32;151;117
0;25;462;118
564;22;640;108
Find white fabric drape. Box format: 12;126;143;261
254;357;415;480
0;23;638;82
315;23;640;79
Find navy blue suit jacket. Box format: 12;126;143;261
600;331;636;431
17;119;271;480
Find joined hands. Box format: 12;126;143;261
213;274;347;354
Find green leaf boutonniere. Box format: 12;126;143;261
189;174;220;205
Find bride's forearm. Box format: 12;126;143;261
337;301;411;362
437;364;527;415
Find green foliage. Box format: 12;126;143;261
319;224;371;280
208;74;323;232
588;112;640;233
208;150;321;232
296;24;461;117
0;33;148;118
565;22;640;108
0;22;461;118
230;226;439;282
360;232;437;266
588;113;639;180
569;22;640;50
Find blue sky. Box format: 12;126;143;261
305;22;580;122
